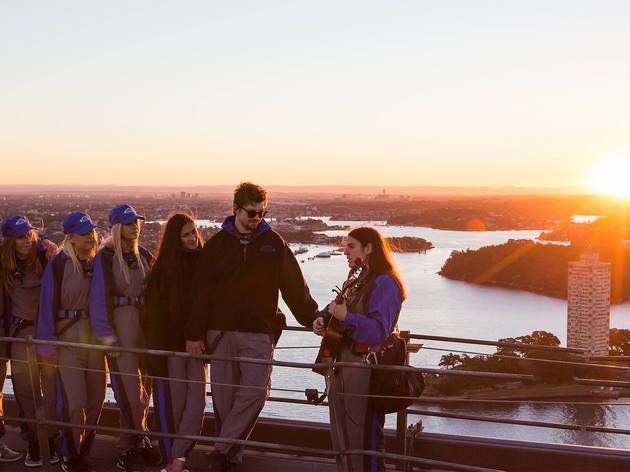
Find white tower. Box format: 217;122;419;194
567;253;611;357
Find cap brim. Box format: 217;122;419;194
119;215;145;225
75;223;100;235
13;225;38;237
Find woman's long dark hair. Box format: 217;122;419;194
347;226;406;300
0;230;42;292
145;213;204;312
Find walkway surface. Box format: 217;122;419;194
1;426;343;471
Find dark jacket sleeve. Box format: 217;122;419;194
143;274;169;376
279;240;318;327
183;238;216;341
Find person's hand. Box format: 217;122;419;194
40;238;59;260
186;340;205;354
328;300;347;321
313;317;326;336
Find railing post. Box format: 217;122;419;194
25;335;53;470
396;330;411;470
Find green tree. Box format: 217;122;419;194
438;353;465;369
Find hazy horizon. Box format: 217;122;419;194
0;183;593;197
1;2;629;194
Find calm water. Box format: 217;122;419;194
269;220;630;449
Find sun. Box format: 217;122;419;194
588;155;630;198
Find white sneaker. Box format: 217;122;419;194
24;451;43;468
49;450;60;464
0;441;23;462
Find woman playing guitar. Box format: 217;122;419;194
313;227;406;472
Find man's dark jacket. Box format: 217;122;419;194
184;216;318;341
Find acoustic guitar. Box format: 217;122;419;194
313;259;368;375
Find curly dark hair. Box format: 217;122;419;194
233;182;267;208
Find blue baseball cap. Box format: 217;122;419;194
63;212;99;235
1;215;37;237
109;204;145;226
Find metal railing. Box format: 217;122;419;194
1;330;629;471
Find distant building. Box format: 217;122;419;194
567;253;611;357
375;189;390;201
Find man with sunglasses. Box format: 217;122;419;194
185;182;318;471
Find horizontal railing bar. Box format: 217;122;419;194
409;333;586;354
0;414;503;472
407;408;630;435
3;336;535;379
416;397;630;406
409;334;586;354
591;355;630;361
573;378;630;388
0;414;335;456
332;362;534;380
287;326;586;355
421;345;630;371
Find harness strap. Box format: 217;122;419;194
56;309;89;320
113;296;145;307
55;315;84;339
7;316;34;337
8;315;34;327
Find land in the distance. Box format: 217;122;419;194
440;213;630;303
0;189;627;258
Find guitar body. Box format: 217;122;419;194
313;317;344;375
313;260;368;375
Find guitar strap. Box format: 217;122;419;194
205;331;225;355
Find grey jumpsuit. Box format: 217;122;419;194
36;253;106;459
89;245;153;450
1;266;57;450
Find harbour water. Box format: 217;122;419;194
269;219;630;449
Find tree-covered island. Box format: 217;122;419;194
439;216;630;303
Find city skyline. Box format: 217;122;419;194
1;1;629;195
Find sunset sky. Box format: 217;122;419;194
1;1;629;192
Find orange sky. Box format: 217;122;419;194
1;2;629;192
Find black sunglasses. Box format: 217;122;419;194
240;208;267;218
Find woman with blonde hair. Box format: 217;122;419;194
89;205;160;472
0;215;59;467
36;212;106;472
313;226;406;472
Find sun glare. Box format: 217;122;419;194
589;155;630;198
